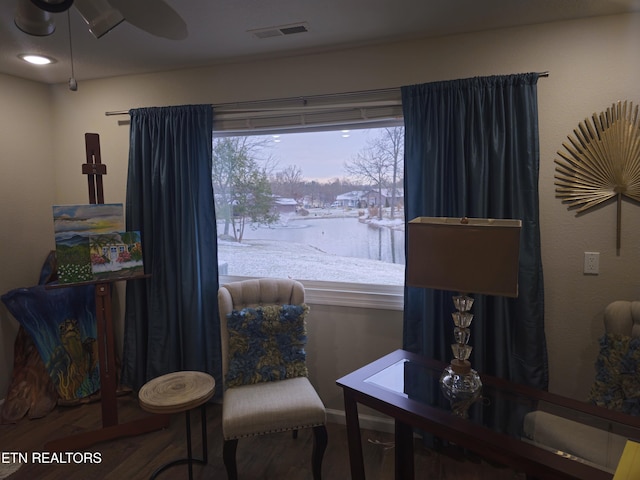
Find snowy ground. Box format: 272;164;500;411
217;206;405;285
218;238;404;285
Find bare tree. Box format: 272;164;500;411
375;127;404;218
271;164;304;200
344;144;392;220
344;127;404;219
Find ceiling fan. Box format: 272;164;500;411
15;0;188;40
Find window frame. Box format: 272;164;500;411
219;275;404;311
214;89;405;309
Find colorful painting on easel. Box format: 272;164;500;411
52;204;124;284
89;231;144;280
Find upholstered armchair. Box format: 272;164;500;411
602;300;640;338
589;300;640;414
522;300;640;471
218;278;328;479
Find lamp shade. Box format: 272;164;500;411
407;217;522;297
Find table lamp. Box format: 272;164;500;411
406;217;521;404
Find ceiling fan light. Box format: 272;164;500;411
19;53;57;65
14;0;55;36
74;0;124;38
30;0;75;13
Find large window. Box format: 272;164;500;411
213;125;405;289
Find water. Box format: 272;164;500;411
241;216;405;264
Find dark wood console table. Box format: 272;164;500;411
336;349;640;480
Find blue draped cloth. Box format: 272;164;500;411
121;105;221;394
401;74;548;389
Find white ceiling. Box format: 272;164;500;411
1;0;639;85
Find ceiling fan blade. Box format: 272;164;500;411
74;0;124;38
107;0;187;40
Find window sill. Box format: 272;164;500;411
219;275;404;311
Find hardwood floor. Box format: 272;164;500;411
0;394;525;479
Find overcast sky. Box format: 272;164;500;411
255;128;380;182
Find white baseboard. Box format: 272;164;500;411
326;408;395;434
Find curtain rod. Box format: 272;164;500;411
104;86;400;116
104;71;550;116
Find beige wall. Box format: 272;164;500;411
1;12;639;408
0;74;56;397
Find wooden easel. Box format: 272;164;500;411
45;133;169;451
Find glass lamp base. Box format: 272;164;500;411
440;364;482;417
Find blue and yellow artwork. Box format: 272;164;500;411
1;285;100;401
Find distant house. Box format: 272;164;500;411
364;188;404;208
272;196;299;214
335;190;368;208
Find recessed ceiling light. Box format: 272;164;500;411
18;53;56;65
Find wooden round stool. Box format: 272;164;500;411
139;371;215;480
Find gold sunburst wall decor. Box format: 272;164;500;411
555;101;640;254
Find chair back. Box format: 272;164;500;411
604;300;640;338
218;278;305;381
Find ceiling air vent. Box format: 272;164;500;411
250;22;310;39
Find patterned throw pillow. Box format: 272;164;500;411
225;304;310;388
589;333;640;416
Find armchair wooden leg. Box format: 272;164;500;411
223;439;239;480
312;425;328;480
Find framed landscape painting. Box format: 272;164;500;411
52;203;124;284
